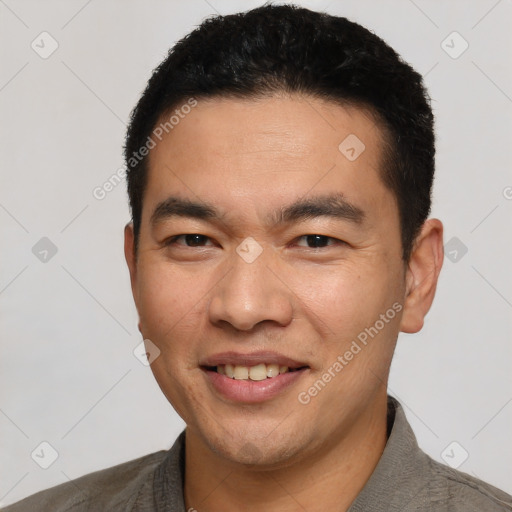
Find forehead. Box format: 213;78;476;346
150;94;385;165
143;94;395;227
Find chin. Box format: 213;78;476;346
200;422;313;469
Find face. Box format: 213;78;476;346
125;94;431;468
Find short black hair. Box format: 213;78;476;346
124;3;435;261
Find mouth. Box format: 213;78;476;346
203;363;308;381
199;351;310;403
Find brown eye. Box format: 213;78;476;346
295;235;341;248
166;234;213;247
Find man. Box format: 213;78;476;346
5;4;511;511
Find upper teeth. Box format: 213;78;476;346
217;363;290;380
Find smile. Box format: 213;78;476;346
210;363;306;381
200;352;310;403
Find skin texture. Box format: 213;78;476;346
124;94;443;511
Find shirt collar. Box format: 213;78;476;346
347;396;431;511
149;396;429;512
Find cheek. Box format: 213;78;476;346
136;264;207;418
149;358;200;426
137;262;197;330
295;264;385;334
135;262;209;372
295;260;404;378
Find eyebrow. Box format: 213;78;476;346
150;193;365;228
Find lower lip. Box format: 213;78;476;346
203;368;308;403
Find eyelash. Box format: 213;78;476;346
163;234;345;249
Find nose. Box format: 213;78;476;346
207;246;294;332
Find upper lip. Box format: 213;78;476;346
200;351;309;369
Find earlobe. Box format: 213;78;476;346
399;219;444;334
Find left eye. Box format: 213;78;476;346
295;235;341;248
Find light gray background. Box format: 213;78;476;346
1;0;511;506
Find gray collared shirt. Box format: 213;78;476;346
4;397;511;511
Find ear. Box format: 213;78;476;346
124;222;143;333
124;222;138;300
400;218;444;334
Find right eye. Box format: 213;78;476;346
163;234;214;247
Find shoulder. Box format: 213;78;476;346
423;456;512;511
1;450;169;512
379;397;512;511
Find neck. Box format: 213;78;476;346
184;395;389;512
